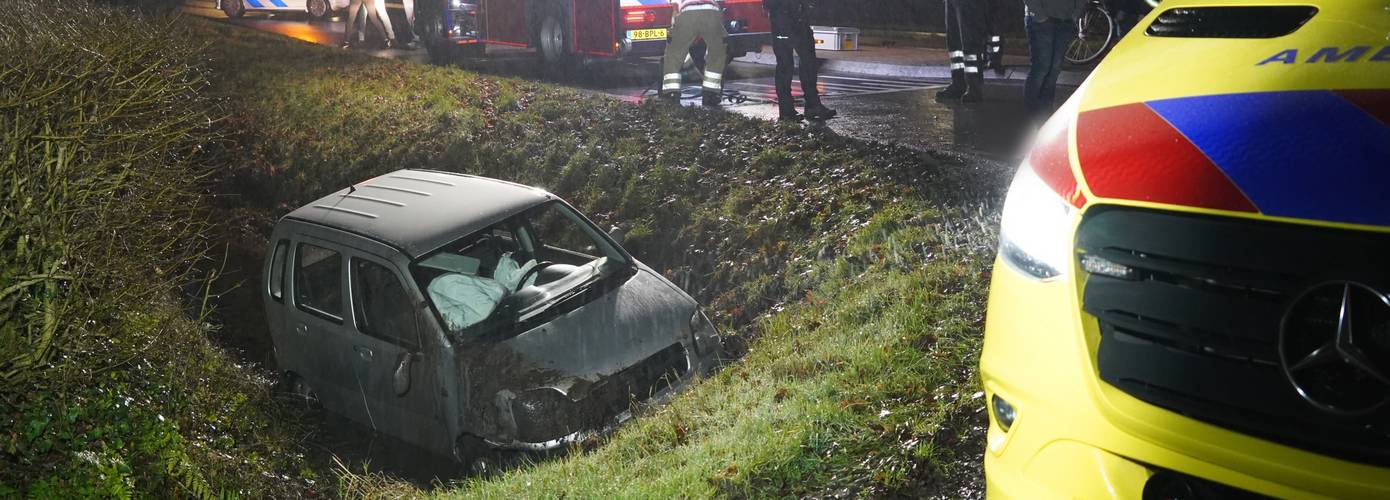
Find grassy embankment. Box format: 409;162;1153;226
199;20;1010;498
1;2;313;497
3;1;1011;496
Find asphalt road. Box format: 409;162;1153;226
208;11;1060;161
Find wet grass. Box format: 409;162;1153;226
193;19;1010;497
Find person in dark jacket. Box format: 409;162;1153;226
764;0;836;121
1022;0;1085;117
935;0;989;102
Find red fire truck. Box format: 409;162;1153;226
415;0;770;66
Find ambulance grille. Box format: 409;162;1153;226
1146;6;1317;38
1077;206;1390;467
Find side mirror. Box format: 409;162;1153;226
394;352;414;396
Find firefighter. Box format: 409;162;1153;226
935;0;989;102
662;0;729;107
765;0;836;121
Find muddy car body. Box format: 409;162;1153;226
262;169;719;460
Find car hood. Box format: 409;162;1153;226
494;265;695;380
1055;0;1390;228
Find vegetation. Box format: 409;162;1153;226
1;1;313;496
4;1;1011;496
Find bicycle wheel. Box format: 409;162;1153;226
1065;5;1115;65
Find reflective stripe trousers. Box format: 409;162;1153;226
662;9;728;94
944;0;988;75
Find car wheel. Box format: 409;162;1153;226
282;372;320;407
307;0;330;19
536;2;572;67
222;0;245;18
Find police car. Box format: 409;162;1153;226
217;0;347;19
981;0;1390;497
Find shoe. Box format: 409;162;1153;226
383;38;396;49
405;40;419;50
961;76;985;103
936;52;966;102
804;105;837;120
778;111;803;122
702;91;722;107
340;39;354;49
935;84;965;102
658;91;680;104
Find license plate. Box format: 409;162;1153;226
627;28;667;41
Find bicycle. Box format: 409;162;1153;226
1064;0;1160;66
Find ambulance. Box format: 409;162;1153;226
981;0;1390;497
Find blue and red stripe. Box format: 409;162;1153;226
1077;89;1390;227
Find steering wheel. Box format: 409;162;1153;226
514;261;554;291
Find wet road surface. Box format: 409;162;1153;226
212;13;1063;159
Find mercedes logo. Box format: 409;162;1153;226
1279;281;1390;416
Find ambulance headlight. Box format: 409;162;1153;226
998;160;1075;280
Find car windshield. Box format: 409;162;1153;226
411;201;628;341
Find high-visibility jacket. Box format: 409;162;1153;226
674;0;719;12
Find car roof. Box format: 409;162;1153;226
284;169;553;258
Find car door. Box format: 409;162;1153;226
349;253;449;456
287;237;372;425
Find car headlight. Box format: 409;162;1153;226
997;95;1085;281
999;163;1075;280
690;309;719;356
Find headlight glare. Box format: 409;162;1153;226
998;163;1075;280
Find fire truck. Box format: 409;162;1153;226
415;0;770;66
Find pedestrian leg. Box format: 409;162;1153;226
342;0;365;47
698;11;729;106
796;23;834;119
402;0;420;48
770;14;799;117
1040;21;1075;111
661;13;698;99
958;0;989;102
371;0;396;47
1022;15;1050;116
936;0;966;101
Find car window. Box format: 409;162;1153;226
412;202;630;341
268;239;288;301
294;243;343;322
352;259;419;350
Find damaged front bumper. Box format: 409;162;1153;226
473;341;714;454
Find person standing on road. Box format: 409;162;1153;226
935;0;989;103
341;0;370;48
662;0;729;107
402;0;421;49
1022;0;1084;117
764;0;836;121
371;0;398;48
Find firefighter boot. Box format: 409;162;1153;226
702;90;722;107
935;50;967;102
961;55;986;103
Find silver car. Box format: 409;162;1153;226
261;169;719;461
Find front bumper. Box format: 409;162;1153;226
980;255;1390;498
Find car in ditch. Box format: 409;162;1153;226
981;0;1390;498
261;169;720;462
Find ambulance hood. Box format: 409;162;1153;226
1050;0;1390;228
